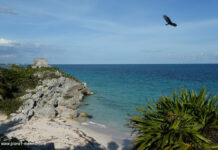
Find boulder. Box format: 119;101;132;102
80;113;92;119
23;99;36;109
35;105;57;118
57;107;78;119
27;109;34;118
58;98;77;108
12;113;28;122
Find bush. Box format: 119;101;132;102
0;99;24;116
129;87;218;150
0;67;38;99
63;95;73;99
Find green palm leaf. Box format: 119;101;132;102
129;87;218;150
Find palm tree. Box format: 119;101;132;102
129;87;218;150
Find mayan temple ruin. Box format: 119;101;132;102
32;58;50;68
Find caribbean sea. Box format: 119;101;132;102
52;64;218;132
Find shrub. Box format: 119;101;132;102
0;99;24;116
43;101;47;105
129;87;218;150
64;95;73;99
0;67;38;99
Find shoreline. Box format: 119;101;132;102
78;120;132;149
82;120;132;141
0;114;132;149
0;65;132;149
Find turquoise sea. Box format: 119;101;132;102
53;64;218;133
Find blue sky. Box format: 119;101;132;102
0;0;218;64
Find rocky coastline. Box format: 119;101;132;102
0;65;131;150
12;68;93;123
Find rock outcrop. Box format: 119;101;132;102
12;68;93;122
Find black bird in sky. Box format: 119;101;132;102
163;15;177;27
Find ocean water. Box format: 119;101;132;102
52;64;218;133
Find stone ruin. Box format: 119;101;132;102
32;58;50;68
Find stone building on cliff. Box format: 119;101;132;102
32;58;50;68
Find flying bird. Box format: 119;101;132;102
163;15;177;27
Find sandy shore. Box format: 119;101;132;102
0;114;132;150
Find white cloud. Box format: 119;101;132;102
0;54;16;58
0;38;14;46
0;38;44;49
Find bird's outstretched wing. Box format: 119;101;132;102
163;15;177;27
163;15;172;24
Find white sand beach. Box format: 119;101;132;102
0;114;132;150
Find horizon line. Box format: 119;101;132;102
1;63;218;65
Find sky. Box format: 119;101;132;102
0;0;218;64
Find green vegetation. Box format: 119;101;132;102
129;87;218;150
43;100;47;105
0;99;24;116
0;65;80;116
0;65;38;100
31;91;36;95
64;95;73;99
31;66;80;82
57;69;80;82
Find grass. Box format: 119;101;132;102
63;95;73;99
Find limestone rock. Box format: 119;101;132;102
12;113;28;122
51;98;58;107
14;65;94;122
35;105;57;118
27;109;34;118
23;99;36;109
57;107;78;119
58;98;77;108
20;93;32;100
55;71;62;77
10;113;17;117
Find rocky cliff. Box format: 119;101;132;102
11;67;93;122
